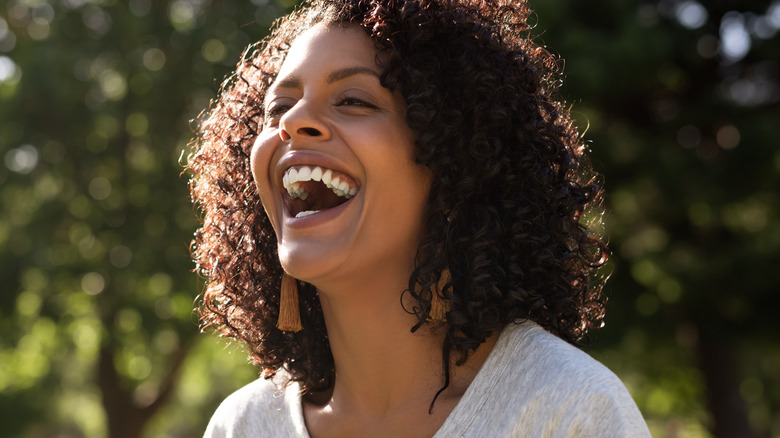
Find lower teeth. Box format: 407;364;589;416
295;210;320;218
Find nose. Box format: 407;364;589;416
278;101;331;142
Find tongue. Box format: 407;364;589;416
288;181;350;216
308;181;349;210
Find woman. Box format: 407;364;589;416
188;0;651;436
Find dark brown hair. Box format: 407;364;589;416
187;0;608;398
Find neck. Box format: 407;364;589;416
316;279;444;416
311;269;499;420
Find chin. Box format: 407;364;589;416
277;236;353;286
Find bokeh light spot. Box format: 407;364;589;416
0;16;8;39
696;35;718;58
81;272;105;295
129;0;151;17
16;291;42;317
0;56;19;82
4;144;38;174
716;125;740;149
143;48;166;71
720;12;751;63
749;15;777;39
153;329;180;354
99;69;127;101
127;355;152;380
88;177;112;200
126;140;157;173
0;33;15;55
27;18;50;40
169;1;195;32
632;259;660;287
95;114;120;137
82;6;112;35
201;39;226;63
115;308;141;333
110;245;132;268
677;125;701;148
73;323;99;351
769;1;780;28
675;1;707;29
148;273;173;296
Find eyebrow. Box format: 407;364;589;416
271;66;381;91
326;66;380;83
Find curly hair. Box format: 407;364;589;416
187;0;608;398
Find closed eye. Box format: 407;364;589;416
264;103;291;126
336;96;377;108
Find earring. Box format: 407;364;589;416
429;269;451;322
277;272;302;332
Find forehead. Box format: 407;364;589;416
275;23;379;81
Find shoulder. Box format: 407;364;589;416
510;323;650;436
450;322;651;437
502;321;625;389
203;376;306;438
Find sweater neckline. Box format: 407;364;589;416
289;321;536;437
432;321;533;437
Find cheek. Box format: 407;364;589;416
250;131;283;231
406;167;433;226
369;125;432;225
250;131;279;197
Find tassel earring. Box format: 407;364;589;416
429;269;451;322
277;272;302;332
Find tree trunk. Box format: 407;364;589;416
98;344;189;438
695;327;756;438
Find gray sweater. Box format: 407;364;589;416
204;322;651;437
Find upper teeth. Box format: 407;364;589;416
283;165;359;200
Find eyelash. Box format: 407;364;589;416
264;104;289;119
336;96;376;108
263;95;377;125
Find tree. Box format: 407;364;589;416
530;0;780;436
0;1;292;436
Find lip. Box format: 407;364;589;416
275;150;362;227
282;190;359;228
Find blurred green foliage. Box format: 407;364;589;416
0;0;778;437
0;0;283;436
529;1;780;436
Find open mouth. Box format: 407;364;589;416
282;165;360;218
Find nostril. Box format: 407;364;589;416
298;127;321;136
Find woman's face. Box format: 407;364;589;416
251;23;432;291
